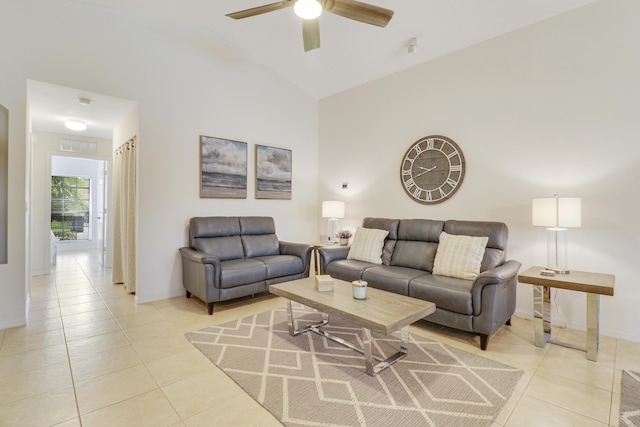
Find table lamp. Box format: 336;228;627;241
322;201;345;243
532;195;581;274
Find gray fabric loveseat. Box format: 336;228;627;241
318;217;521;350
179;216;312;314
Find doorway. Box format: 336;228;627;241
49;155;110;266
27;79;138;279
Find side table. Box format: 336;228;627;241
518;266;614;361
311;242;338;275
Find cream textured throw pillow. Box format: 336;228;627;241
347;227;389;265
433;232;489;280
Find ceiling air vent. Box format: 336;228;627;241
61;139;97;154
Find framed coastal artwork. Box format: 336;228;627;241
255;145;292;200
200;135;247;198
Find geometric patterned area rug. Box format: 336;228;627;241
186;304;523;427
621;370;640;427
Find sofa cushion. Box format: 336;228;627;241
397;219;444;242
254;255;304;279
326;259;374;282
362;218;399;265
361;265;425;296
444;220;507;271
433;232;488;280
347;227;389;265
194;236;245;261
362;217;399;240
219;258;267;288
409;274;474;315
242;234;280;258
389;219;443;271
239;216;276;235
189;217;240;245
390;241;438;271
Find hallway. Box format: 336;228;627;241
0;250;283;426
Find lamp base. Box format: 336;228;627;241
327;218;339;244
546;227;570;274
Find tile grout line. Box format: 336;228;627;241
608;339;619;427
54;252;151;423
74;251;189;423
53;254;86;427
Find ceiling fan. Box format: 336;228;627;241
226;0;394;52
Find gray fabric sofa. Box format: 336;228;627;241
318;217;521;350
179;216;312;314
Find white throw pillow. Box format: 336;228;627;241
347;227;389;265
433;232;489;280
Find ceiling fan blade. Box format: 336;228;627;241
324;0;393;27
226;1;292;20
302;19;320;52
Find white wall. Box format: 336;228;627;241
30;132;112;275
0;0;318;327
319;0;640;342
0;104;7;264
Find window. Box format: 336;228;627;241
61;139;98;154
51;176;91;241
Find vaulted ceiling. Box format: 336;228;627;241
70;0;595;99
31;0;595;139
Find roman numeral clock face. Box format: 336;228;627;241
400;136;466;204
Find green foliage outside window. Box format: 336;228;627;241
51;176;90;241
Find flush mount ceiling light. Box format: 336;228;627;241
64;120;87;131
294;0;322;20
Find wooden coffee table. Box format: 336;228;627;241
269;277;436;376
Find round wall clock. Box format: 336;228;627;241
400;135;465;204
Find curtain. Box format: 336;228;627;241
112;137;136;293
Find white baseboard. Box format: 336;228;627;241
0;317;27;330
135;289;184;305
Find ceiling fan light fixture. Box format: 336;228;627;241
64;120;87;131
294;0;322;20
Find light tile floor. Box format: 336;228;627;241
1;250;638;426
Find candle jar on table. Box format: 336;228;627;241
352;280;367;300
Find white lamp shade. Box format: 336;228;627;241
322;200;345;219
532;197;581;227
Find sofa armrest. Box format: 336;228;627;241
179;247;220;266
475;260;522;285
318;245;350;274
279;241;312;258
471;260;522;316
279;241;313;277
179;247;223;304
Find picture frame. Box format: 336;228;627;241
255;144;292;200
200;135;247;199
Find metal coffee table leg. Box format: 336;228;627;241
286;301;410;376
364;325;409;376
286;300;328;335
